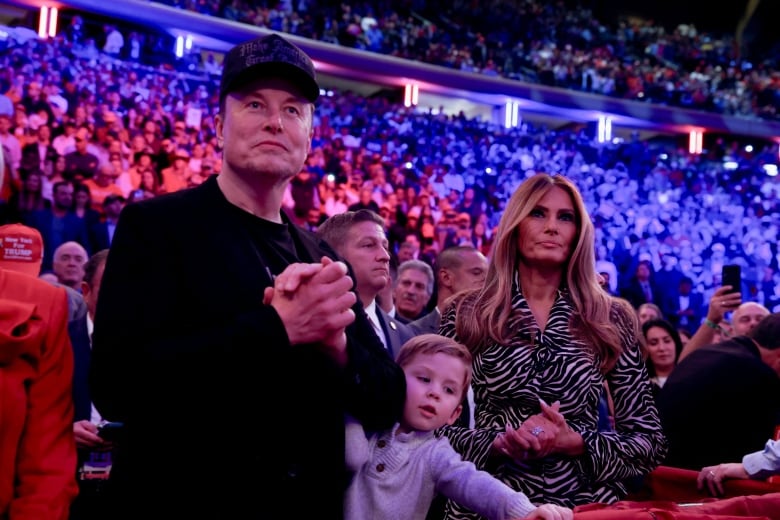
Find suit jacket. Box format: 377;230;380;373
90;176;405;519
68;314;92;422
658;336;780;470
23;209;91;271
376;306;417;359
409;308;441;335
665;291;705;330
0;269;77;519
20;141;58;172
620;277;662;310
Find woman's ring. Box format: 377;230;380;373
708;470;716;479
530;426;544;437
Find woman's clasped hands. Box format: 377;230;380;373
494;399;571;462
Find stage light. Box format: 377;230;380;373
38;6;51;38
597;116;612;143
688;130;703;154
175;36;184;58
403;83;419;107
47;7;58;38
504;101;520;128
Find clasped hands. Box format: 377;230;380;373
493;399;574;462
263;257;356;363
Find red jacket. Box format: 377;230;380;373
0;269;77;519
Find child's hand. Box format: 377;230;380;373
519;503;573;520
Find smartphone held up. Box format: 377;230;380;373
721;264;741;294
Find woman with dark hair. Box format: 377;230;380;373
138;168;164;197
7;169;50;223
417;205;437;248
438;173;666;515
73;183;97;219
74;182;110;253
641;318;683;401
471;214;494;257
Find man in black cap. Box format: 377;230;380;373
90;33;405;519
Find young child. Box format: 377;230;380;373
344;334;573;520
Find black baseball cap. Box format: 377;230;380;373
219;33;319;104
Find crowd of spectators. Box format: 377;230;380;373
0;24;779;330
2;16;780;519
156;0;780;120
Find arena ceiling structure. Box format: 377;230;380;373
5;0;780;149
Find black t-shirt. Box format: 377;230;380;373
64;151;99;180
233;205;309;278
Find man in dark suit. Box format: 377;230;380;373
90;34;405;520
347;185;380;213
410;245;488;335
665;276;705;331
317;209;417;359
24;180;90;271
70;249;111;520
620;258;661;310
658;313;780;470
20;124;58;175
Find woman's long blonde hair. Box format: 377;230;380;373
455;173;631;372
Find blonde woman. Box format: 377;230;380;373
637;302;664;326
438;173;666;517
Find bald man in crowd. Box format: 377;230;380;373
679;287;770;362
409;245;488;334
64;127;99;181
732;302;771;336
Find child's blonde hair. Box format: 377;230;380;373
396;334;473;400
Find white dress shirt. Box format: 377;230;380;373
364;299;388;352
86;315;104;425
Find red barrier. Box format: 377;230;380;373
574;493;780;519
572;466;780;520
627;466;780;502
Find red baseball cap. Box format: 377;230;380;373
0;224;43;278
